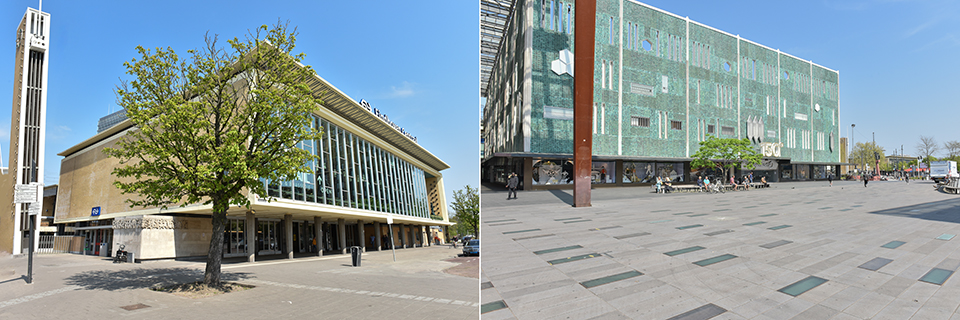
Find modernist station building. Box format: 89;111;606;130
53;64;452;260
481;0;842;189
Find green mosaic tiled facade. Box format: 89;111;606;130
482;0;840;186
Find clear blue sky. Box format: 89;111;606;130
0;1;477;208
641;0;960;158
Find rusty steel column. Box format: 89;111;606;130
573;0;596;207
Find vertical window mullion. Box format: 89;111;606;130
360;140;369;210
391;154;400;214
349;133;359;208
324;120;334;205
404;162;413;216
369;145;378;212
335;126;346;207
378;147;387;213
418;168;427;218
349;134;360;209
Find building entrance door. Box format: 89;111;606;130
257;220;281;255
81;229;112;256
296;222;316;253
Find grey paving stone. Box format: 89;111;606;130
595;278;668;301
876;275;917;297
858;257;894;271
937;258;960;271
586;311;632;320
498;278;578;300
665;303;726;320
790;304;839;320
760;240;793;249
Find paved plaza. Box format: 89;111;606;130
0;245;478;319
481;179;960;319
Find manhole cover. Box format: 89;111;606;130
120;303;151;311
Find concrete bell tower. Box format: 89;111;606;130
0;7;50;255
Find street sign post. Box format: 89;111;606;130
14;183;40;204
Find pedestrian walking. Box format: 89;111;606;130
507;172;519;199
828;173;833;187
863;174;868;187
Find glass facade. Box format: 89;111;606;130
263;116;432;219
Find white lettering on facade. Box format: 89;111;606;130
358;99;417;143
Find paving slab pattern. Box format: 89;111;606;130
482;180;960;319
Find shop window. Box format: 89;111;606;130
593;161;614;184
531;159;573;185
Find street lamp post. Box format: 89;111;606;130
851;124;856;171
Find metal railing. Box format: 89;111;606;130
36;235;79;254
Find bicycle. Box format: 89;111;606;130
709;182;725;194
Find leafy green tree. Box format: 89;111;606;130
849;142;886;172
690;136;762;181
106;23;322;287
449;185;479;238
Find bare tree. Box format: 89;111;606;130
917;136;940;159
944;140;960;158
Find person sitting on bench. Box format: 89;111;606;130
729;176;740;191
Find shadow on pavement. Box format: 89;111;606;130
0;275;26;285
548;189;574;206
870;198;960;224
64;267;253;291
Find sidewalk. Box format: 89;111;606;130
0;245;478;319
481;180;960;319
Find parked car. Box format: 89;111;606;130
462;239;480;256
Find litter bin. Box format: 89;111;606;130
350;246;362;267
127;251;135;263
99;243;108;257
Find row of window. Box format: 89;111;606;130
784;128;823;150
571;14;837;101
623;76;832;120
541;0;572;34
263;116;432;219
600;60;616;90
618;113;827;151
743;58;776;86
791;73;837;100
666;32;683;62
692;41;711;70
625;22;652;52
717;84;734;109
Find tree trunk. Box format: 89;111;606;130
204;203;227;287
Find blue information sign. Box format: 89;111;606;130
91;206;101;216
